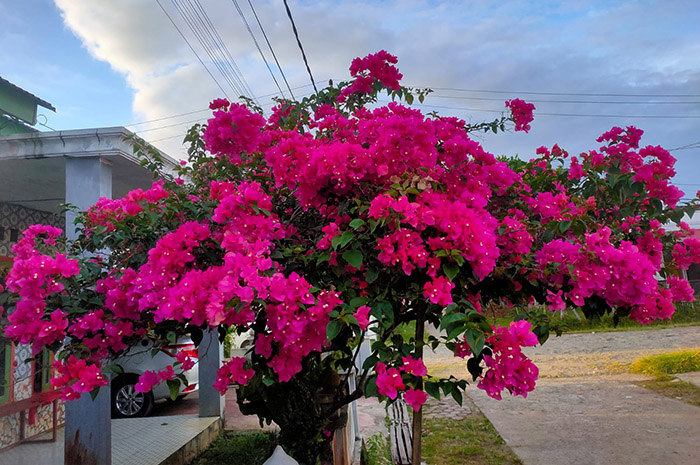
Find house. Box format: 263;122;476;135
0;77;178;452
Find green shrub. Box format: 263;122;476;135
189;431;278;465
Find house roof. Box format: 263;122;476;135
0;76;56;112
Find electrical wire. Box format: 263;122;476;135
188;0;257;100
282;0;317;93
125;108;210;127
154;0;231;100
377;100;700;119
231;0;286;98
414;86;700;98
429;94;700;105
247;0;295;99
173;0;246;97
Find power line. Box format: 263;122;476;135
378;100;700;119
415;86;700;98
135;117;209;133
173;0;246;98
282;0;317;93
125;108;210;127
669;141;700;151
247;0;295;99
231;0;286;98
187;0;257;100
429;94;700;105
154;0;231;100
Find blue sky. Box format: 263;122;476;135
2;0;700;196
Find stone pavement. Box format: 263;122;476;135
675;370;700;386
469;374;700;465
0;415;220;465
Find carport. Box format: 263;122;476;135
0;127;224;465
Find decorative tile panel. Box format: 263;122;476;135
24;402;56;438
0;413;19;449
0;202;64;256
13;344;32;402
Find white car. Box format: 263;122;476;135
110;338;199;418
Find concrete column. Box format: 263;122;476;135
198;329;225;418
64;156;112;465
65;157;112;240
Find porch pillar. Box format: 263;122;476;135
64;156;112;465
198;329;224;418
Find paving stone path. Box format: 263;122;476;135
424;325;700;465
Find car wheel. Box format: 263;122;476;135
112;376;154;418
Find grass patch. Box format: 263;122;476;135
630;350;700;408
636;375;700;408
630;350;700;376
422;416;523;465
188;431;277;465
362;433;391;465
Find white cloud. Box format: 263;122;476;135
53;0;700;190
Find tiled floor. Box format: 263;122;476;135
0;414;219;465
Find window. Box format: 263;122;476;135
0;343;10;403
33;349;52;393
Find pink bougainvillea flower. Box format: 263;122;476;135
400;356;427;377
404;388;428;412
354;305;371;330
376;367;405;399
505;98;535;133
423;276;455;306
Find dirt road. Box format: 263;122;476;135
424;326;700;465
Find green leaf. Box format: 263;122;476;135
331;235;342;250
89;387;101;401
443;263;459;281
104;364;125;376
465;330;485;356
349;219;366;230
342;250;363;269
262;376;275;386
166;379;181;401
451;387;463;406
326;320;343;341
446;324;467;341
349;296;368;309
440;313;467;330
340;231;355;248
424;381;440;399
364;376;378;398
365;268;379;284
316;253;331;265
559;221;571;233
167;331;177;345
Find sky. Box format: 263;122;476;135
2;0;700;195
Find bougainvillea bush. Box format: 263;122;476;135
2;51;699;464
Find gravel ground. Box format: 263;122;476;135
425;325;700;379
